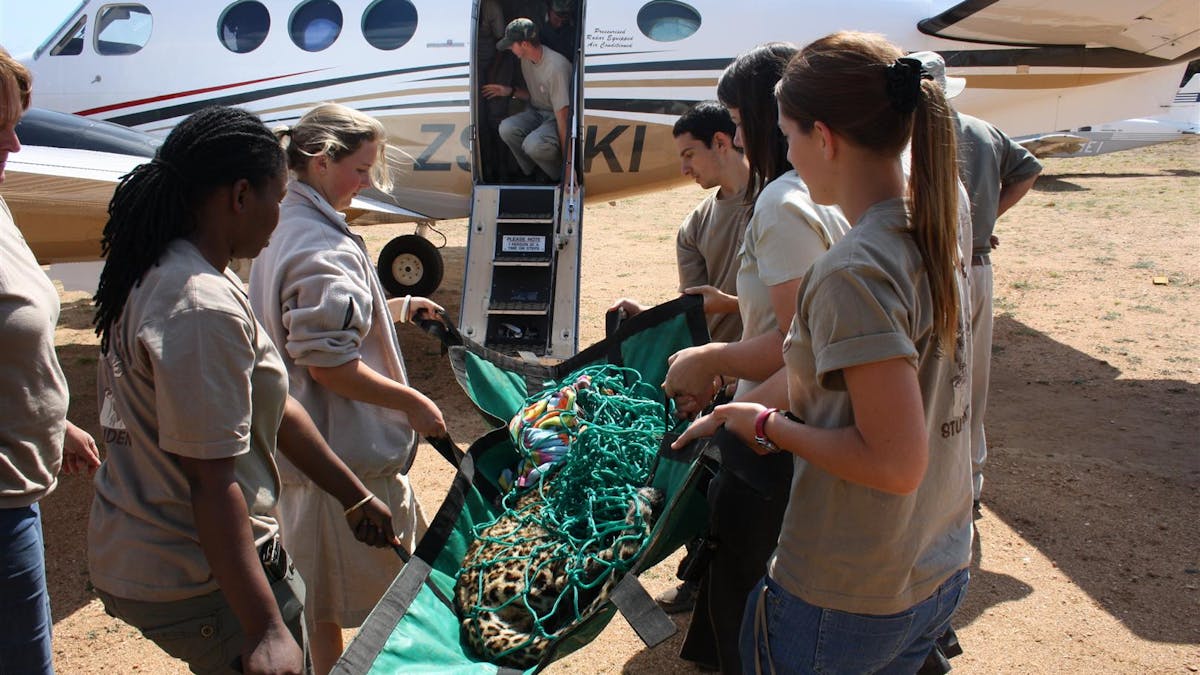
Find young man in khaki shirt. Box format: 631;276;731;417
611;101;751;343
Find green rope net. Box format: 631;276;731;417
453;364;681;667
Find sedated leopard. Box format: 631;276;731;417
453;483;663;669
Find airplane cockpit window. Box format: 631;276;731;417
290;0;343;52
219;1;271;53
49;16;87;56
95;4;153;55
362;0;418;50
636;1;701;42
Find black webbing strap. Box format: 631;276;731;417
426;434;465;468
609;574;677;648
414;309;465;349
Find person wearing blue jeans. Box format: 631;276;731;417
673;34;974;672
0;45;102;674
0;505;52;669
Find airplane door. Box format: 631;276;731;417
462;0;586;358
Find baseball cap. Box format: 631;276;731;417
907;51;966;99
497;18;538;50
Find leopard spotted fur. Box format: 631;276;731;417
453;485;662;669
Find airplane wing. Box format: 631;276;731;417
2;146;430;265
1;145;142;264
1015;133;1090;157
920;1;1200;60
346;193;430;225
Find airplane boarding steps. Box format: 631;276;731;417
458;184;582;360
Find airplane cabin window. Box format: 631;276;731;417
49;16;87;56
95;4;153;55
290;0;344;52
636;1;701;42
219;1;271;53
362;0;418;51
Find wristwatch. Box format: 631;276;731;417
754;407;803;454
754;408;782;454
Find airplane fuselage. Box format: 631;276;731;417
23;0;1194;221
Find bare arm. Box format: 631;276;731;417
663;277;802;409
555;106;569;155
385;296;442;325
61;420;101;476
607;298;649;318
481;84;528;100
672;357;929;495
307;361;446;438
996;173;1039;218
737;367;790;409
179;456;303;674
683;285;739;316
275;397;399;547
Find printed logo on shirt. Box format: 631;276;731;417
940;404;969;439
100;387;131;446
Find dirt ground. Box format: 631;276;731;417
39;138;1198;673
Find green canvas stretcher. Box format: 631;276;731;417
334;296;719;674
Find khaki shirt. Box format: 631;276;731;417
675;188;751;343
735;171;849;394
90;239;286;602
955;112;1043;255
522;46;572;112
0;197;67;507
773;197;973;615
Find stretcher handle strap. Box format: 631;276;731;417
610;573;677;647
425;434;466;469
414;309;464;349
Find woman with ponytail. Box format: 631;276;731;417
662;43;849;674
90;106;400;674
673;32;973;672
250;103;444;675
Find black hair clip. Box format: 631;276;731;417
885;56;924;114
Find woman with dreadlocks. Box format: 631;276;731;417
674;32;973;672
249;103;445;675
89;106;400;674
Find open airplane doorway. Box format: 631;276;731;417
461;0;586;358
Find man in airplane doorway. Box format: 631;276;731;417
483;18;572;182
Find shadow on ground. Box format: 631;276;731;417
620;312;1198;672
968;314;1199;644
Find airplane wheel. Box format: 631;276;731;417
377;234;443;298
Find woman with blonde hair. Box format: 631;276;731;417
0;44;102;667
249;102;445;674
0;45;101;672
673;32;973;672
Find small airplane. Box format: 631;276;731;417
7;0;1198;354
1018;70;1200;158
